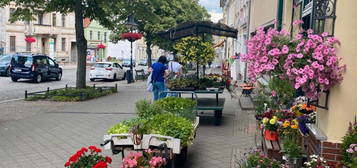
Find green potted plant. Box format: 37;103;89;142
341;119;357;167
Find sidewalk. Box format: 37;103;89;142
0;81;257;168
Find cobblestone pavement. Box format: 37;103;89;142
0;81;257;168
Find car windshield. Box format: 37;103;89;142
12;56;33;68
95;63;111;68
0;55;12;63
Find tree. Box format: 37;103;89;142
174;36;215;77
109;0;209;67
0;0;115;88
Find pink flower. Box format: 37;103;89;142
307;29;314;34
321;32;329;37
293;20;304;25
296;53;304;58
282;45;289;54
295;34;303;40
271;90;277;97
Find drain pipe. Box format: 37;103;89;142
244;0;252;82
277;0;284;31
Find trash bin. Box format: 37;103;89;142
126;70;134;84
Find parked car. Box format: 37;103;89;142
122;58;136;67
138;59;147;66
89;62;125;81
10;53;62;83
0;53;14;76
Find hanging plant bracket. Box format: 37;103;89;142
308;90;329;110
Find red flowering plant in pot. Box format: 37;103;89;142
121;33;143;42
64;146;112;168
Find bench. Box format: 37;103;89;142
135;69;148;81
262;134;283;160
196;98;225;125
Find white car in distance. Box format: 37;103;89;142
89;62;125;81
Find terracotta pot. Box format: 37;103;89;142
264;129;279;141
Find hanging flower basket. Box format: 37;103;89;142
264;129;279;141
121;32;143;42
25;37;36;43
97;44;106;49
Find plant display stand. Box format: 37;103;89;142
163;90;226;125
102;117;200;167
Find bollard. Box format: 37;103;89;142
65;84;68;89
25;90;28;99
115;84;118;92
47;87;50;94
93;84;96;89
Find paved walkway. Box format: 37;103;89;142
0;81;257;168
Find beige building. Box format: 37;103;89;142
4;3;76;62
135;38;165;63
0;8;5;54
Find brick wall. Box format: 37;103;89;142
321;142;343;167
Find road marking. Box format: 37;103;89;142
0;98;24;104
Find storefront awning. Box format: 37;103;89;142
157;21;238;41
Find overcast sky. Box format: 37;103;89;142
199;0;223;22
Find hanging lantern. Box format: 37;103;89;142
25;37;36;43
97;43;106;49
121;32;143;42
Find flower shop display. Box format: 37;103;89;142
242;22;345;99
121;150;167;168
304;155;329;168
64;146;112;168
341;120;357;167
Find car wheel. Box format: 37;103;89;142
122;72;126;80
6;68;11;77
11;77;18;82
56;73;62;81
34;74;42;83
90;78;95;82
113;74;117;81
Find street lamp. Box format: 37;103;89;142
124;15;138;84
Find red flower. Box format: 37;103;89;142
121;32;143;42
88;145;98;151
64;161;70;167
80;147;88;153
105;156;112;164
92;161;108;168
97;44;106;49
69;153;79;162
25;37;36;43
95;148;102;153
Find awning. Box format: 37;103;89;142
158;21;238;41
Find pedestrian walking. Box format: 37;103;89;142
151;56;169;100
167;56;182;79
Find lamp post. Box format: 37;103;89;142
124;15;138;84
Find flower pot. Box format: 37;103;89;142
264;129;279;141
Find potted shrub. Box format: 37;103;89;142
341;120;357;167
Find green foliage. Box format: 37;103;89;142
243;151;281;168
268;76;296;105
107;118;149;135
283;138;302;159
149;113;195;146
252;90;280;116
341;121;357;167
154;97;197;121
135;99;163;119
174;36;216;65
26;87;117;102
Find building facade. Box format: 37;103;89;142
4;2;76;63
83;19;110;63
135;38;164;63
0;8;5;55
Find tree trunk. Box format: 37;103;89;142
74;0;87;89
146;41;152;68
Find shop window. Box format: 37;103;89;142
10;36;16;52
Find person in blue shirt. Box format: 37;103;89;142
151;56;168;100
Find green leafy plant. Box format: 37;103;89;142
283;138;302;159
148;113;195;146
107;118;149;135
154;97;197;121
136;99;163;119
341;119;357;167
268;76;296;106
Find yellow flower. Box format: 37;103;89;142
269;119;277;125
262;117;269;124
292;119;299;126
291;124;298;129
283;121;290;128
273;116;278;120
